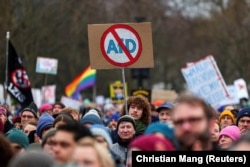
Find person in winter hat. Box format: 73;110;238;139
20;102;38;128
36;112;55;140
144;122;178;149
80;109;103;127
103;103;116;126
111;115;136;165
218;109;235;129
126;134;176;167
90;124;113;149
90;124;125;167
6;128;29;155
236;107;250;135
39;103;53;116
218;125;241;150
0;105;14;133
108;112;120;131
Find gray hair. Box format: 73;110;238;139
8;150;55;167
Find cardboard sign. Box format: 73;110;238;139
88;22;154;69
181;55;229;108
151;89;178;103
131;89;151;102
36;57;58;75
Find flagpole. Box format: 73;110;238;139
92;84;96;106
4;32;10;105
121;68;128;115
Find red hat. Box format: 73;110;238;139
39;103;53;115
129;134;176;151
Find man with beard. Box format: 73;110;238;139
172;93;218;151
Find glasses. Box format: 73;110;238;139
21;115;34;119
173;116;205;127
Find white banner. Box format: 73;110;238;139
181;55;229;108
36;57;58;75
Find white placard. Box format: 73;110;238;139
234;78;249;99
32;88;42;108
41;85;56;104
181;55;229;108
60;96;82;110
36;57;58;75
95;95;105;105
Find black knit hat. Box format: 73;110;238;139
117;115;136;130
21;102;38;118
236;107;250;125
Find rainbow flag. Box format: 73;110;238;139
65;66;96;97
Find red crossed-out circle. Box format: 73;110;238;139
100;24;142;67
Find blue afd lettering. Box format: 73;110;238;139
107;38;136;54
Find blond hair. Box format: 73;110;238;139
76;137;115;167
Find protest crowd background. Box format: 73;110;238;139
1;1;250;167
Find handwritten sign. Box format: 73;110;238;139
181;55;229;108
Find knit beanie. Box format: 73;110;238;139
218;110;235;123
6;128;29;149
21;102;38;118
129;134;175;151
236;107;250;125
144;122;178;148
90;124;113;149
84;109;100;118
36;113;55;139
117;115;136;130
39;103;53;115
80;109;103;125
103;103;115;113
219;125;241;141
109;112;120;122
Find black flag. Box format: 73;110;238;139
7;40;33;108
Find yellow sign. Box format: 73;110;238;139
109;81;127;104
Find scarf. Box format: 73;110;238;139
135;120;146;133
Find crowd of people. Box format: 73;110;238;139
1;93;250;167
